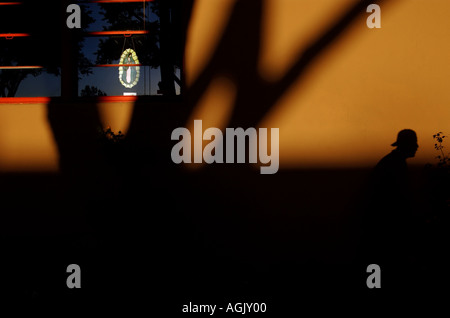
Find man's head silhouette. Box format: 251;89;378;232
391;129;418;158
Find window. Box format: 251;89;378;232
0;1;61;98
0;0;183;100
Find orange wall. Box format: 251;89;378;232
0;102;134;172
2;0;450;171
0;103;58;172
186;0;450;168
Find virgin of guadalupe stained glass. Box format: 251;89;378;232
119;48;140;88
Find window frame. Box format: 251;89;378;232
0;0;184;102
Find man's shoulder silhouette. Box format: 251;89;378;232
374;149;407;174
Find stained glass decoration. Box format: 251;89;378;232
119;48;140;88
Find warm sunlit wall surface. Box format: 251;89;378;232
0;104;59;172
186;0;450;168
0;102;133;172
185;0;237;86
2;1;450;171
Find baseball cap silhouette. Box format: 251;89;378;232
391;129;417;147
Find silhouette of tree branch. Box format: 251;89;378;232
186;0;386;129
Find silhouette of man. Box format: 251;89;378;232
362;129;418;273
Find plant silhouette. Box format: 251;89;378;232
433;132;450;167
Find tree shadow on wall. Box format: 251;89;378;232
183;0;385;128
126;0;388;216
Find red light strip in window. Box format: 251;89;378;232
0;66;43;69
0;2;22;5
0;96;139;104
0;97;51;104
0;33;30;39
96;96;138;102
87;30;149;37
